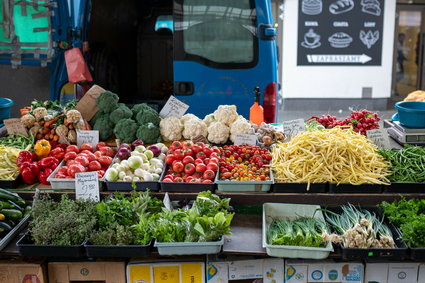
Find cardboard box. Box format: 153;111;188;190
127;261;205;283
208;259;284;283
48;262;125;283
364;263;388;283
387;263;419;283
75;84;105;121
285;261;364;283
0;260;46;283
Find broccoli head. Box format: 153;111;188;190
114;118;138;143
131;103;155;117
135;108;160;126
110;104;133;124
96;91;119;113
93;114;114;140
89;110;103;127
136;122;161;144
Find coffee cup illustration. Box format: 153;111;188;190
301;29;321;48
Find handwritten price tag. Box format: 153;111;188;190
159;96;189;118
234;134;258;146
77;130;99;149
75;171;100;202
282;119;305;139
3;118;28;137
366;128;391;150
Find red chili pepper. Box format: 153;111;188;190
17;151;33;167
38;168;53;185
49;147;65;161
38;157;59;170
20;162;40;185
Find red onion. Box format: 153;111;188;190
117;147;131;160
132;139;144;149
147;145;161;157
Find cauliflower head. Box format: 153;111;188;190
213;105;238;126
207;121;230;144
203;114;216;126
32;107;47;121
180;113;198;125
230;118;252;142
182;119;208;140
160;116;183;141
21;114;35;128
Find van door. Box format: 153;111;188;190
173;0;278;122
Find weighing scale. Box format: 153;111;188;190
387;120;425;145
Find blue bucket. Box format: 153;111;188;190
0;98;13;123
393;101;425;128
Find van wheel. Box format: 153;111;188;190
91;47;120;93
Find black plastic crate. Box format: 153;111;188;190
272;182;327;193
0;175;21;189
16;232;85;257
410;248;425;260
322;206;408;261
382;182;425;193
329;183;382;193
105;181;160;192
84;241;152;258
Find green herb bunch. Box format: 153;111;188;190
380;197;425;247
29;194;97;245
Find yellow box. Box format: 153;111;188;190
127;262;205;283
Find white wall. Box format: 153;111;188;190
281;0;396;98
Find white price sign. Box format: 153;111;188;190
366;128;391;150
75;171;100;202
234;134;258;146
159;96;189;118
282;119;305;139
77;130;99;149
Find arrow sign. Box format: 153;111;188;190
307;54;372;64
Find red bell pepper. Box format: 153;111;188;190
17;151;33;167
38;168;53;185
49;140;58;149
38;157;59;170
49;147;65;161
56;144;68;151
20;162;40;185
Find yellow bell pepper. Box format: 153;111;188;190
34;139;51;159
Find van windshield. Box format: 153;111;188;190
175;0;257;66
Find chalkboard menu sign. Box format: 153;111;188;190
297;0;384;66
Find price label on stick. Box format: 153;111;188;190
366;128;391;150
234;134;257;146
282;119;305;139
77;130;99;149
159;96;189;118
75;171;100;202
3;118;28;137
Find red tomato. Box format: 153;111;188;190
172;161;184;173
203;147;212;156
66;160;78;166
196;151;206;160
97;170;105;178
165;155;175;165
67;164;85;178
196;163;206;173
75;155;89;167
88;160;102;171
207;163;218;172
54;173;67;179
184;163;196;175
194;158;204;165
202;179;213;183
183;148;193;157
85;152;97;162
163;178;173;182
80;143;94;152
58;166;69;176
189;178;198;183
192;145;202;154
164;174;174;181
186;176;194;182
170;141;183;150
94;151;102;159
98;156;113;166
223;172;232;179
193;172;203;179
203;169;215;180
210;152;219;159
211;146;220;153
174;177;184;183
209;157;219;164
204;158;210;164
96;142;107;151
99;146;115;157
81;149;93;155
182;156;195;165
64;151;77;161
183;140;193;149
173;149;184;160
66;145;79;153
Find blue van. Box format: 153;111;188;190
0;0;278;122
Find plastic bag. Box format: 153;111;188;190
64;48;93;83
